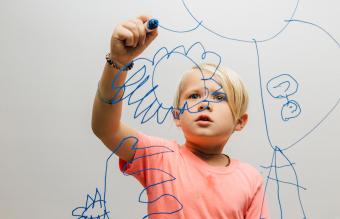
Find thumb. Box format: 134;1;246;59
137;15;151;24
144;29;158;47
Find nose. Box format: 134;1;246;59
198;100;212;112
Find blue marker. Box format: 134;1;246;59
145;18;159;32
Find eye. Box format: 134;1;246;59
213;92;227;101
188;93;200;99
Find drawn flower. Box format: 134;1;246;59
111;42;222;125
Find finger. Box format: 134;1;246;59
122;20;140;47
137;15;151;23
115;26;134;47
133;19;146;46
144;29;158;47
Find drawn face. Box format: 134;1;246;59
175;69;237;147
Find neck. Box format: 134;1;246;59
184;136;228;156
185;140;230;167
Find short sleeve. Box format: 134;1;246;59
118;132;177;188
245;175;270;219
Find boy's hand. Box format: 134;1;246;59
110;15;158;66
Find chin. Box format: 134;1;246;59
188;133;227;145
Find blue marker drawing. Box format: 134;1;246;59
266;74;301;121
281;100;301;121
73;43;229;218
253;39;307;217
72;188;110;219
266;74;299;99
72;135;183;219
253;34;339;218
285;19;340;48
107;42;223;125
74;3;340;218
159;21;202;33
157;0;300;43
249;15;339;218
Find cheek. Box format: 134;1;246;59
218;106;235;123
179;113;196;129
181;100;198;110
177;119;192;135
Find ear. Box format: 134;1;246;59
172;110;181;127
234;113;248;131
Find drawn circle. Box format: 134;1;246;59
182;0;299;42
151;52;204;112
266;74;299;99
151;51;221;114
281;100;301;121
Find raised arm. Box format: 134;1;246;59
91;15;158;162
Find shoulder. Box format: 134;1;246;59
233;159;264;186
236;160;262;175
134;131;181;153
119;131;181;176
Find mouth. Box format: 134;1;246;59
195;115;213;123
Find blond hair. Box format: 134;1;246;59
173;63;249;121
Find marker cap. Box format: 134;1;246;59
145;18;159;32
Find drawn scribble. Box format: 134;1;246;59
281;100;301;121
253;40;307;218
119;136;183;218
74;1;340;218
108;42;223;124
266;74;301;121
72;42;229;218
267;74;298;98
72;135;183;219
72;188;110;219
254;32;339;218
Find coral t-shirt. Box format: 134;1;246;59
119;132;270;219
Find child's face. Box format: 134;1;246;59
175;69;237;146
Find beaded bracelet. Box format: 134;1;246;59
106;53;134;71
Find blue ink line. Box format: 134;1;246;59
267;177;307;190
72;188;110;219
260;163;296;169
278;148;307;217
108;42;223;125
180;0;300;43
285;97;340;150
273;147;284;218
253;39;307;218
73;135;183;219
285;19;340;47
159;21;203;33
75;24;339;217
119;136;184;218
253;39;275;150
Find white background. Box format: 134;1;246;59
1;0;339;218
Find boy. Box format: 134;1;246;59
92;15;270;219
